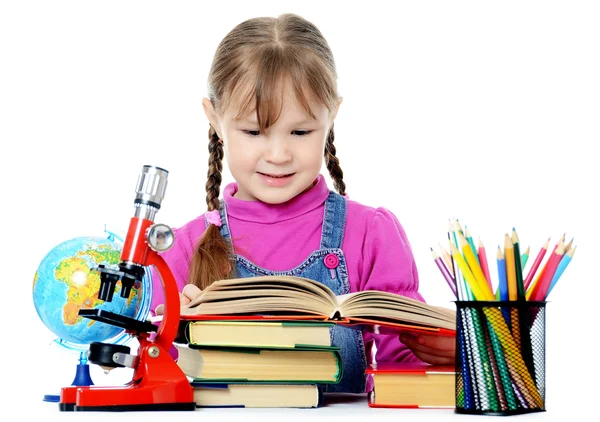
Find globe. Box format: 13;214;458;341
32;235;151;349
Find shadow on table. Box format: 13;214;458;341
323;393;368;406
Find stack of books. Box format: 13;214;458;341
166;274;457;408
173;317;342;408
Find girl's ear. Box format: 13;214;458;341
202;98;222;138
330;97;343;123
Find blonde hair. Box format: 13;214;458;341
189;13;346;290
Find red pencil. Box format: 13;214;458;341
523;237;550;290
477;237;493;291
530;240;566;301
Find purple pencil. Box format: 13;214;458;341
431;247;457;298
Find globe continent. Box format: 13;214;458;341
32;236;146;346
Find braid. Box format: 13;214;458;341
206;128;224;211
324;124;346;196
188;126;234;290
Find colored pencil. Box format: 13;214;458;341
456;312;475;409
481;307;543;407
512;229;536;376
504;234;517;301
523;238;550;290
478;237;493;291
526;235;564;299
451;219;472;301
431;247;457;298
520;245;530;271
458;233;494;300
511;229;526;300
529;239;566;301
465;227;480;265
496;246;509;301
546;245;576;298
564;237;574;253
450;243;492;301
439;242;454;277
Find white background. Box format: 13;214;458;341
1;0;598;419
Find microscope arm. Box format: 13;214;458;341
146;251;180;351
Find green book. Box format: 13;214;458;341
174;343;342;384
176;319;334;349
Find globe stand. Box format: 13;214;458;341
43;351;94;403
58;165;195;412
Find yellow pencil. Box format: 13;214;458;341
458;233;494;300
450;243;492;301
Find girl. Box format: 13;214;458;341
152;13;455;394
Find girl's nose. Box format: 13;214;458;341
264;138;292;163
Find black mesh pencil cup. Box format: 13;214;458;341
454;300;546;416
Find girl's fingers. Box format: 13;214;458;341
155;284;203;313
412;351;455;365
182;283;203;302
400;333;456;358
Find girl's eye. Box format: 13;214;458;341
292;130;313;136
243;130;261;137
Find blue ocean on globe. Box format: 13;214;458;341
32;235;151;348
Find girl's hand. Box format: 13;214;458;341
154;284;203;315
400;332;456;365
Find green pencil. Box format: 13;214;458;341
511;229;525;300
520;245;530;273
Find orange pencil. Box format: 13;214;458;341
504;233;517;301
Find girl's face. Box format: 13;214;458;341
204;83;339;204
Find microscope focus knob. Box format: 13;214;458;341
147;223;175;252
87;342;131;369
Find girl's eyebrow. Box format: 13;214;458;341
235;116;318;125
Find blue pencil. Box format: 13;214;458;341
546;245;576;298
496;246;511;329
497;246;509;301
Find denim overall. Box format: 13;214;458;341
213;191;367;393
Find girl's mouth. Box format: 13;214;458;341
258;172;294;178
258;172;295;187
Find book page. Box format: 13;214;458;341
337;290;456;330
182;275;338;317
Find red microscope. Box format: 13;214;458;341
59;165;195;411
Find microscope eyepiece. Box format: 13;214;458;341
134;165;168;210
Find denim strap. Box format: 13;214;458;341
319;191;347;250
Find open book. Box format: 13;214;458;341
180;275;456;336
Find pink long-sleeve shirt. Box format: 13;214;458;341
150;174;424;367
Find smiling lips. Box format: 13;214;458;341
258;172;295;186
258;172;294;178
